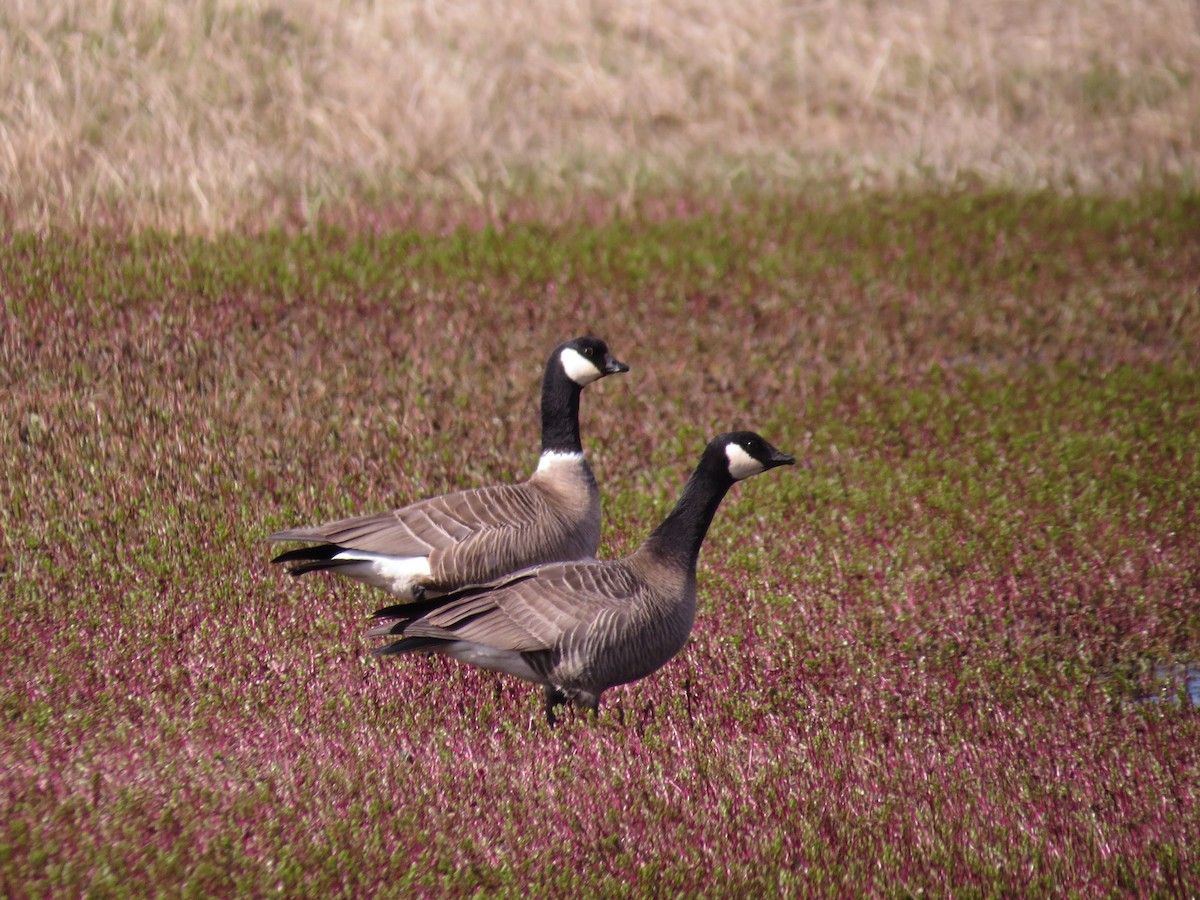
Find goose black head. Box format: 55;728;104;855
717;431;795;481
556;336;630;386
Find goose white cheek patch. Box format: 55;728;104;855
560;347;604;385
725;443;765;480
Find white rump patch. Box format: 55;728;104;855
560;347;604;385
537;450;585;473
444;641;543;682
725;443;766;481
330;551;431;598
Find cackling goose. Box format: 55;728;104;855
369;431;794;723
269;336;628;600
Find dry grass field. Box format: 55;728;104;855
3;0;1199;230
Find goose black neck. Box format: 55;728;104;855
540;362;584;455
642;454;734;571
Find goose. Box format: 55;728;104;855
269;336;629;600
368;431;794;723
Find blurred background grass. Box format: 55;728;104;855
2;0;1198;232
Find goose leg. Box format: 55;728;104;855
544;686;567;726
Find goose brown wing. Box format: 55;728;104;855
270;481;547;558
401;561;641;653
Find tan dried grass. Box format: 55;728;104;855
2;0;1198;231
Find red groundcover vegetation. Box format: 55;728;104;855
1;193;1197;894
